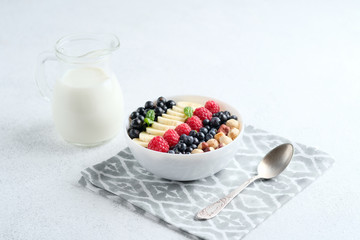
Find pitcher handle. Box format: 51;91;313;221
35;51;57;102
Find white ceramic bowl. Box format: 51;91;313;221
124;95;244;181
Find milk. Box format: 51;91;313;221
52;67;123;145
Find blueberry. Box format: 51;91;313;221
189;130;197;137
186;147;193;153
166;100;176;109
180;134;187;141
168;150;175;154
130;111;139;120
174;148;180;154
219;113;228;123
140;124;147;132
224;111;231;118
145;101;155;109
137;115;144;122
191;144;198;149
203;119;210;126
128;128;140;139
130;118;142;129
209;128;217;136
205;133;213;141
185;136;194;145
157;96;167;103
193;138;199;146
229;115;238;120
154;107;164;116
178;140;185;144
178;143;187;152
210;117;221;128
162;106;168;113
197;132;205;141
205;125;211;130
137;107;146;116
212;112;219;118
157;101;165;109
200;127;208;134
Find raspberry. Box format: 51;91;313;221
205;100;220;114
193;107;212;121
147;136;169;152
186;116;203;132
163;129;180;147
175;123;192;136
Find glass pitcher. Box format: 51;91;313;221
35;33;123;146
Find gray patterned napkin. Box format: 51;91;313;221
79;125;334;240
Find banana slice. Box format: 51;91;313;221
167;109;186;118
132;101;204;148
177;101;203;109
152;122;176;131
146;127;166;136
172;106;184;113
157;116;183;126
133;138;149;147
162;114;186;122
139;132;156;142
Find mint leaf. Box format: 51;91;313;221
144;118;154;126
145;109;155;121
184;106;194;119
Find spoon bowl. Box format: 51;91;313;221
258;143;294;179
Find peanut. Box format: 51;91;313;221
198;142;209;150
226;119;240;129
207;139;219;149
191;149;204;154
214;132;225;141
228;128;240;140
218;124;230;135
219;135;232;145
203;147;215;152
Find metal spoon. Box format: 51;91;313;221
196;143;294;220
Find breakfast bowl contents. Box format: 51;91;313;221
124;95;244;181
127;97;241;154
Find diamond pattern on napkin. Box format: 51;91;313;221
79;125;334;240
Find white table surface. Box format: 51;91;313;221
1;0;359;239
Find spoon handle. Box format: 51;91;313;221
196;175;260;220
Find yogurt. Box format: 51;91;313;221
52;67;123;145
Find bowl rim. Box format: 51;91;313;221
124;94;244;159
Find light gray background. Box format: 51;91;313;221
1;0;359;239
